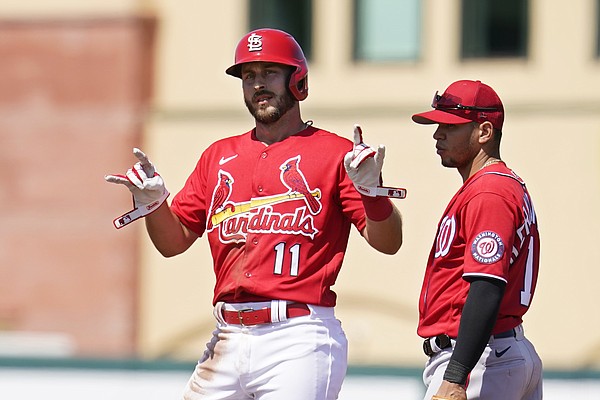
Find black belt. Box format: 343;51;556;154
493;328;517;339
423;328;516;357
423;334;452;357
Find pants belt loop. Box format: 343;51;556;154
278;300;288;322
514;324;525;340
213;302;226;324
270;300;280;323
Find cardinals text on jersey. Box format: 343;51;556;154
207;155;322;244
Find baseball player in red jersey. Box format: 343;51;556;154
105;28;404;399
411;80;542;400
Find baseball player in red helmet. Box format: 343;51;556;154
412;80;542;400
106;28;404;399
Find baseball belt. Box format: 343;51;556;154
423;328;517;357
222;303;310;326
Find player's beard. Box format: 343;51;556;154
245;90;296;124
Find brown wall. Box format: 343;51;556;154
0;16;155;357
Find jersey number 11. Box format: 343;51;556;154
273;242;300;276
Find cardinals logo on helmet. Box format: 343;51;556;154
247;33;263;52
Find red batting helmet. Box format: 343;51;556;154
226;28;309;101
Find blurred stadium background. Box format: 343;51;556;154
1;0;599;398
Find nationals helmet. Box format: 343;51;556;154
226;28;309;101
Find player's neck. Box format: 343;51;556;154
254;109;307;145
460;154;502;182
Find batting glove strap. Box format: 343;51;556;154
113;190;169;229
113;189;170;229
355;185;407;199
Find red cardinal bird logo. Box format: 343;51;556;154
280;156;322;215
207;170;235;230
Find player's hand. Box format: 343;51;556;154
431;380;467;400
105;148;169;229
343;124;385;197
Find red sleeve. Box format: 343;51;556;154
171;156;209;237
461;192;518;282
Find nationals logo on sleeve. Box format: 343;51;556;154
471;231;505;264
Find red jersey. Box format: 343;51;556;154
418;163;540;338
170;126;366;306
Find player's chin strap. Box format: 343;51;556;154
354;184;407;199
112;191;170;229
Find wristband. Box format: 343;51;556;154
361;195;393;221
113;190;169;229
443;359;470;386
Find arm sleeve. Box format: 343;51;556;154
443;277;506;385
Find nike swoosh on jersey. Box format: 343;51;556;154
219;154;238;165
494;346;511;357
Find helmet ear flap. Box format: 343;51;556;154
291;75;308;101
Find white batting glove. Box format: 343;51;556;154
105;148;170;229
343;124;407;199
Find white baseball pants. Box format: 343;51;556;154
183;301;348;400
422;324;543;400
